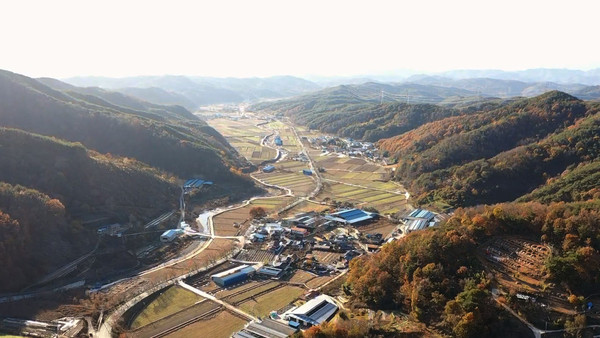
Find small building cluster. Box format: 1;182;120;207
307;135;382;161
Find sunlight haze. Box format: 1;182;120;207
2;0;599;78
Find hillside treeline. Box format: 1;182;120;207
345;201;600;337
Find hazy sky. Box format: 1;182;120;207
2;0;599;78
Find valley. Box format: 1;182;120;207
0;72;599;338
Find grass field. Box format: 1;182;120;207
238;286;305;317
164;310;247;338
130;286;202;329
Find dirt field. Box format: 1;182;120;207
358;219;398;238
163;310;247;338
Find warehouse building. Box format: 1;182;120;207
404;208;437;233
283;294;339;327
211;264;257;287
326;208;375;225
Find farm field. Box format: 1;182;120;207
312;251;343;265
127;300;221;337
306;275;335;289
238;285;305;317
130;286;202;329
319;181;409;215
253;167;315;196
222;281;281;304
208;118;277;164
287;269;317;284
163;310;247;338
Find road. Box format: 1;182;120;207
178;280;258;322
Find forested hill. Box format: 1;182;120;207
249;82;491;141
0;69;250;180
0;70;262;292
379;91;600;208
0;128;181;292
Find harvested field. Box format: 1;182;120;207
127;300;221;337
238;286;305;317
311;251;343;265
130;286;202;329
287;270;317;284
222;282;281;304
306;275;335;289
319;181;407;214
163;310;247;338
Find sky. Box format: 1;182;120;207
1;0;599;79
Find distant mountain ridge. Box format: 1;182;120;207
63;74;321;109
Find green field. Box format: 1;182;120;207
131;286;202;329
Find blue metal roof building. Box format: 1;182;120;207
407;209;434;221
274;136;283;146
328;208;374;225
211;265;256;287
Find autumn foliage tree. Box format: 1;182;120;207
249;206;267;219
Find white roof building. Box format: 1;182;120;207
283;295;338;327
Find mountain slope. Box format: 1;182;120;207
0;70;250;182
0;128;184;292
383;92;600;207
250;83;482;141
